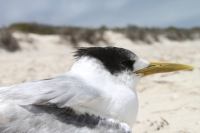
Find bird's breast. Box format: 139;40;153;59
80;85;138;127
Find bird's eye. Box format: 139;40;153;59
120;60;135;69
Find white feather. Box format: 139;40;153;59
0;56;149;133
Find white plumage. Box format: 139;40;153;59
3;47;186;133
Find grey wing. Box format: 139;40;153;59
0;72;104;133
0;72;103;107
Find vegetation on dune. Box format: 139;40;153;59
0;29;20;52
9;23;108;47
0;23;200;52
114;26;200;44
59;26;108;47
9;23;57;35
9;23;200;45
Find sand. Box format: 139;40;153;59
0;31;200;133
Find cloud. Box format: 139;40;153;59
0;0;200;28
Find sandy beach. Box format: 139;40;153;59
0;31;200;133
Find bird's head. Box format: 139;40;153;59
71;47;193;89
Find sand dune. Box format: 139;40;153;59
0;31;200;133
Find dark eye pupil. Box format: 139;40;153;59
121;60;134;70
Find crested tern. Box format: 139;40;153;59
0;47;193;133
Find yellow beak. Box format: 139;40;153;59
135;62;194;76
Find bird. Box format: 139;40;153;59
0;47;193;133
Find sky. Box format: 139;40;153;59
0;0;200;28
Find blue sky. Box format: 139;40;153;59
0;0;200;28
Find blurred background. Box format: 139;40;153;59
0;0;200;133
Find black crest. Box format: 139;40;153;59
74;47;138;74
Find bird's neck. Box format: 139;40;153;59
71;57;140;92
70;57;140;127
